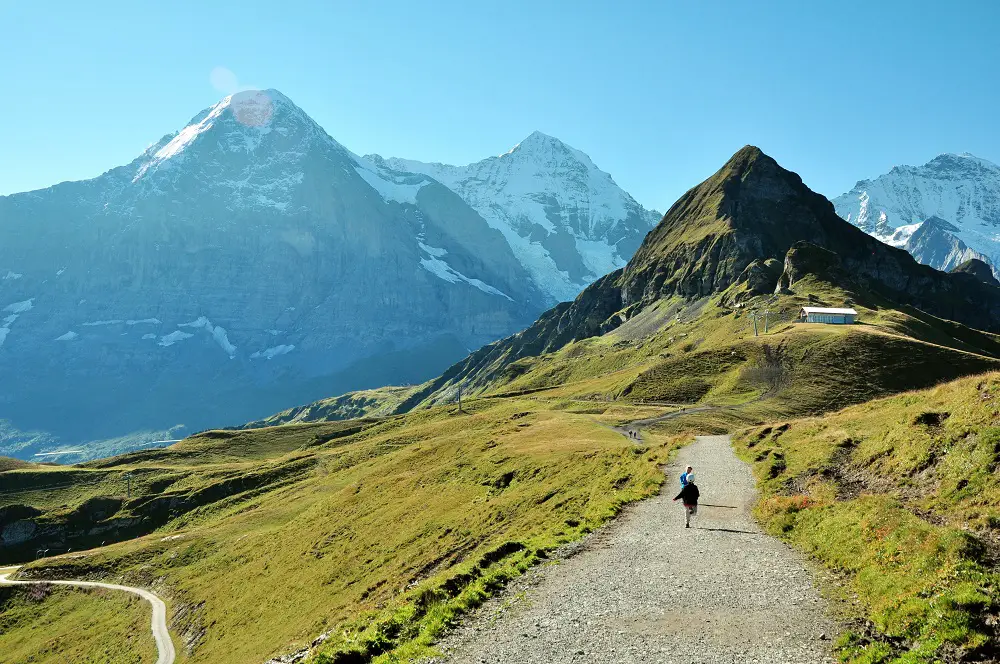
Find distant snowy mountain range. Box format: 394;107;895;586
4;85;995;461
0;89;659;459
373;132;660;302
833;153;1000;275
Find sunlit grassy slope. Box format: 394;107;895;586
0;583;156;664
5;398;679;663
0;458;38;472
5;274;1000;662
734;373;1000;663
385;275;1000;426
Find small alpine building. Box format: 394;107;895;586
799;306;857;325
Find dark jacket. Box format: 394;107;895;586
673;483;700;505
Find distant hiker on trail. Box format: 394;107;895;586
673;474;700;528
680;465;693;486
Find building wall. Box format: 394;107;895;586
803;313;855;324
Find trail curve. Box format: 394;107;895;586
0;567;175;664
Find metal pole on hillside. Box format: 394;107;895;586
457;384;463;413
125;472;133;499
751;312;759;337
763;309;770;334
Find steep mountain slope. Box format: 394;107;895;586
0;89;547;459
951;258;1000;286
833;153;1000;272
881;216;993;274
375;132;661;302
8;147;1000;664
394;146;1000;408
737;373;1000;662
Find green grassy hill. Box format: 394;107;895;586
6;146;1000;663
5;276;1000;662
2;398;681;663
735;372;1000;663
0;583;156;664
0;457;39;472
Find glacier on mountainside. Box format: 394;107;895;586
833;153;1000;275
374;131;661;303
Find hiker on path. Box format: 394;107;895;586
680;465;693;486
673;474;700;528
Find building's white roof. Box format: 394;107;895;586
801;307;858;315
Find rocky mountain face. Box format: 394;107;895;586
399;147;1000;406
833;153;1000;274
879;216;992;274
0;89;560;459
950;258;1000;287
374;132;661;303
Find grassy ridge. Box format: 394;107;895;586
0;584;156;664
735;373;1000;663
6;278;1000;661
394;273;1000;426
8;399;681;663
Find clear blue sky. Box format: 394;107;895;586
2;1;999;210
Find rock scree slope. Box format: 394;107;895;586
428;435;836;664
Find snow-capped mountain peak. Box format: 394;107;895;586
928;152;1000;173
133;95;233;181
0;88;547;458
503;130;576;157
834;152;1000;275
119;89;360;214
375;132;661;302
132;89;345;185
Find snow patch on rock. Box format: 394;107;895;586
134;96;234;181
3;271;22;280
3;299;33;314
251;344;295;360
158;330;194;347
179;316;237;358
353;157;429;205
884;222;923;248
55;331;78;341
418;245;513;301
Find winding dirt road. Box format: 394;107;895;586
0;567;175;664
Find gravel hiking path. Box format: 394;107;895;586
0;566;176;664
429;435;837;664
613;406;717;440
